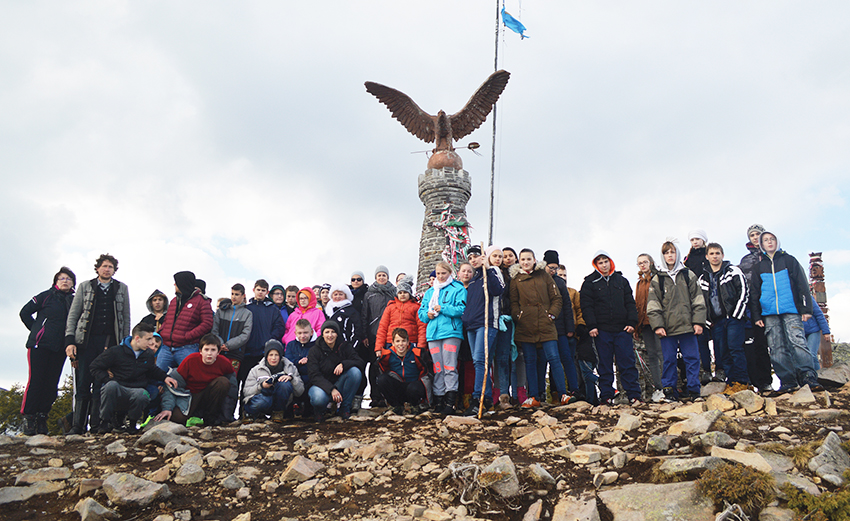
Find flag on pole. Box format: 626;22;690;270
501;7;529;39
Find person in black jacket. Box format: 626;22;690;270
580;251;641;405
544;250;578;402
90;322;177;433
738;224;773;393
307;320;365;421
19;266;77;435
684;230;716;381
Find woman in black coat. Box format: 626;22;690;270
19;266;76;435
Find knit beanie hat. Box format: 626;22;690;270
375;265;389;277
321;320;341;336
747;224;765;239
351;270;365;282
264;339;284;358
467;245;482;257
195;278;206;294
543;250;560;265
270;284;285;295
173;271;196;296
397;275;414;295
688;229;708;244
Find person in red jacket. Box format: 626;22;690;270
375;276;428;353
156;271;214;372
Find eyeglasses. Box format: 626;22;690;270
351;277;363;282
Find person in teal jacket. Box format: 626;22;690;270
418;261;467;415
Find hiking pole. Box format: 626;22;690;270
71;364;76;414
478;242;490;419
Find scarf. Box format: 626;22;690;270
325;299;351;317
429;275;455;313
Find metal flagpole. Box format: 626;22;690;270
488;0;500;246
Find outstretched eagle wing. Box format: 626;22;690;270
449;70;510;141
365;81;436;143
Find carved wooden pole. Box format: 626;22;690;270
809;252;832;368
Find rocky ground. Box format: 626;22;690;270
3;367;850;521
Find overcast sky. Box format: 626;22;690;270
2;2;848;389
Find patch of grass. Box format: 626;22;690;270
782;483;850;521
648;461;684;484
697;462;775;517
751;440;821;468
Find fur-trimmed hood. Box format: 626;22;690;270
509;260;547;279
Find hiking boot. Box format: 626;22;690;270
496;394;513;410
662;387;677;403
23;415;37;436
271;411;285;423
440;391;458;415
351;395;362;413
521;397;541;409
391;405;405;416
124;418;140;435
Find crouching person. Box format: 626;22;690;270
376;328;433;415
307;321;365;422
155;333;235;426
243;340;304;422
90;322;177;433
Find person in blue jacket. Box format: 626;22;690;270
419;260;467;415
804;300;831;371
752;232;821;393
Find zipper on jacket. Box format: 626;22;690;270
771;258;779;315
34;318;48;347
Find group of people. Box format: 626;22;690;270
18;223;831;435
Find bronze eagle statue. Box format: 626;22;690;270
365;70;510;153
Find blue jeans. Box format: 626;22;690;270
596;330;641;401
578;360;599;405
765;314;816;389
308;367;362;413
557;335;579;392
661;333;700;395
244;380;294;417
156;343;199;372
711;317;748;384
806;332;823;371
494;323;515;398
522;340;566;401
468;326;498;400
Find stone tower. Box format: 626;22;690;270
416;150;472;291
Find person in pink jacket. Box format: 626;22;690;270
283;288;325;344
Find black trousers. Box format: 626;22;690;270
744;326;773;389
75;334;113;428
375;373;426;407
22;347;66;415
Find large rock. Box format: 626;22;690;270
174;463;205;484
279;456;325;482
789;385;816;405
615;413;641;431
701;381;727;396
143;421;189;435
757;450;794;473
136;428;180;447
75;497;119;521
345;471;374;487
646;435;674;454
552;493;599;521
516;427;556;448
0;481;64;505
711;446;773;473
24;435;63;448
772;472;820;497
658;456;724;478
660;402;705;420
704;394;735;412
808;431;850;486
689;432;735;450
668;409;722;436
804;409;846;421
15;466;71;485
221;474;245;490
598;481;715;521
481;455;520;498
401;452;430;471
102;473;171;507
759;506;796;521
526;464;556;486
353;440;395;459
817;363;850;388
730;390;765;413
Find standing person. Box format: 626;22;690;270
684;230;715;382
419;261;467;415
242;339;304;422
752;232;822;393
65;254;130;435
647;240;706;401
241;280;286;416
562;266;588;401
804;300;830;371
270;284;290;326
141;290;168;332
284;285;299;315
510;249;570;408
90;322;178;433
543;250;578;402
395;273;407;285
499;247;527;403
157;271;213;372
283;288;326;343
580;251;642;405
348;271;368;315
325;283;365;352
375;276;427;350
360;266;397;409
319;284;332;315
493;249;516;408
375;328;432;414
461;246;505;415
634;254;663;393
20;266;76;435
156;334;235;426
739;224;774;393
697;243;750;389
307;321;365;421
211;283;253;420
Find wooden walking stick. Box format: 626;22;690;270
478;242;490;419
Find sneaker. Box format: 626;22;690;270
496;394;513;411
391;405;404;415
124;419;140;435
629;397;643;406
807;380;825;392
521;397;540;409
271;411;284;423
560;394;577;405
662;387;677;402
351;395;362;413
138;415;153;429
186;417;204;428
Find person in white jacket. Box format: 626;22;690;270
242;339;304;422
